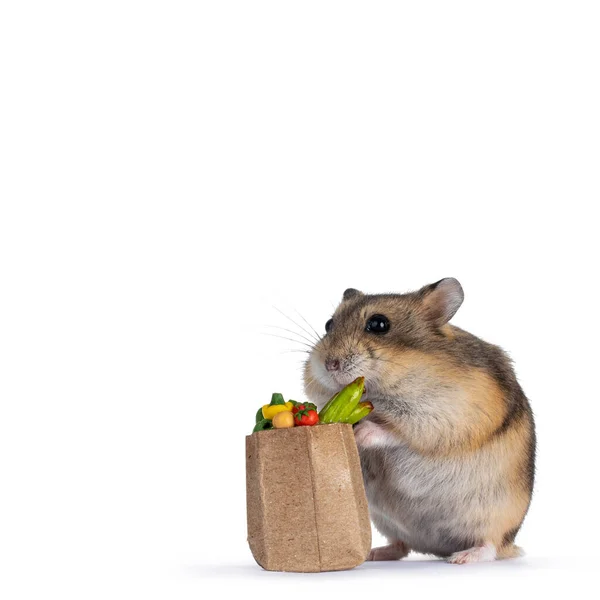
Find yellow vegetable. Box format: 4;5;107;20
272;410;295;429
262;401;294;420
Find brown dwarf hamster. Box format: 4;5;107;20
303;278;535;564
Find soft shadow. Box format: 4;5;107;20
183;555;567;580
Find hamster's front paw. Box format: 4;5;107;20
354;420;390;448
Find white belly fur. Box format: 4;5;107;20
359;439;523;556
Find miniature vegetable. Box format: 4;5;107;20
290;401;317;415
262;402;294;420
319;377;366;424
344;401;374;425
253;418;273;432
252;381;372;434
294;407;319;426
255;407;265;424
272;410;295;429
270;393;286;406
252;393;293;432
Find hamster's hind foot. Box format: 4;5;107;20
447;543;497;565
497;543;524;559
367;540;410;561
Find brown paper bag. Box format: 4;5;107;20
246;422;371;572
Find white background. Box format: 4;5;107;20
1;2;599;598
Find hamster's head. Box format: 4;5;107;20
304;278;464;403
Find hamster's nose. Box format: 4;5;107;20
325;359;340;372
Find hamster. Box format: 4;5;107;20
303;278;535;564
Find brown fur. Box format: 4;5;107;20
304;279;536;561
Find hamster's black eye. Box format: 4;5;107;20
366;314;390;334
325;319;333;333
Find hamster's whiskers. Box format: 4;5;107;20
272;305;322;345
264;325;317;347
260;332;316;350
292;308;323;344
304;373;319;393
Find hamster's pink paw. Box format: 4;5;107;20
447;543;497;564
367;540;410;561
353;420;385;447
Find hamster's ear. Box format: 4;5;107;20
418;278;464;326
343;288;362;301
